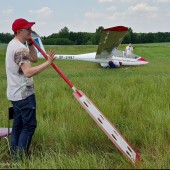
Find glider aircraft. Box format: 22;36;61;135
31;26;149;68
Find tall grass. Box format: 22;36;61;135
0;43;170;169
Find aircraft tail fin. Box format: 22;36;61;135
96;26;128;59
31;31;46;58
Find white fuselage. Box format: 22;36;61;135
54;51;148;68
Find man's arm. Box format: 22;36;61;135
21;50;55;78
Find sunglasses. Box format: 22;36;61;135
20;28;32;32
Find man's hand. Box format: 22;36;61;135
47;50;56;65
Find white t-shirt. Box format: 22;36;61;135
125;46;133;56
6;38;34;101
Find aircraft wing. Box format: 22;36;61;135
96;26;128;59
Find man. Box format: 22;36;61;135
6;18;55;158
125;43;133;57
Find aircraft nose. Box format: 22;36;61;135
137;57;148;62
137;57;149;64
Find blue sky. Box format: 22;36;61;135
0;0;170;36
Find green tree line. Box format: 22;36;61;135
0;26;170;45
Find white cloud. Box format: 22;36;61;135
98;0;113;3
33;21;47;32
106;6;117;11
106;12;120;21
0;0;170;35
105;3;159;22
124;3;158;18
29;7;53;18
2;9;13;15
127;3;158;13
35;21;47;27
157;0;170;3
85;9;105;19
119;0;137;2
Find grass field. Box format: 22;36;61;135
0;43;170;169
